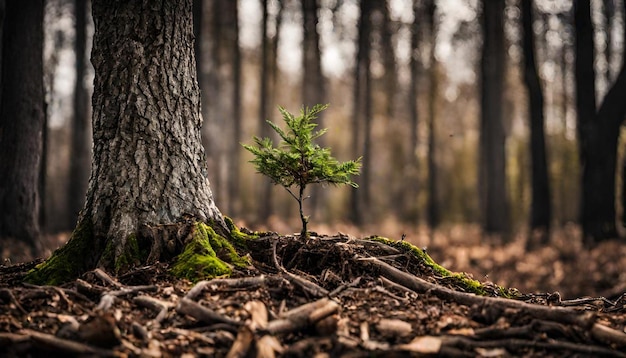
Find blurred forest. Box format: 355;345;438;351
22;0;626;249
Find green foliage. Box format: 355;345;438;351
243;104;361;237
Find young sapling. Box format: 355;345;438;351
243;104;361;238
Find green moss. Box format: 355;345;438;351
367;236;490;296
223;216;257;247
170;222;248;282
24;219;94;285
100;233;146;274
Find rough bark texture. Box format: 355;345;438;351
27;0;224;283
90;0;223;257
0;0;45;249
521;0;551;237
68;0;92;228
479;0;509;235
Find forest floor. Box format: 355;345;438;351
1;220;626;356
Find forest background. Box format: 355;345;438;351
14;0;626;296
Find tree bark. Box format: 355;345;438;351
301;0;325;219
479;0;509;236
258;0;273;223
28;0;224;282
0;0;45;250
575;0;626;243
521;0;551;239
350;0;373;225
426;0;439;230
68;0;92;229
407;0;421;223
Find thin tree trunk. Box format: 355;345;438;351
522;0;551;241
0;0;45;250
229;2;241;218
407;0;421;224
258;0;272;223
350;0;373;225
479;0;509;236
213;1;238;215
68;0;92;229
426;0;439;230
302;0;325;219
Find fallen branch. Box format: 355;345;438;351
20;329;116;357
272;239;328;298
177;298;242;327
358;257;596;328
133;295;174;325
266;298;339;335
185;275;267;300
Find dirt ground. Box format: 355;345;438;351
1;222;626;356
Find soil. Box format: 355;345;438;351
1;228;626;357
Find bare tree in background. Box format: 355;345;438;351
350;0;373;225
407;0;422;223
521;0;551;246
68;0;92;229
425;0;439;230
0;0;45;254
575;0;626;244
302;0;326;219
479;0;509;236
257;0;283;223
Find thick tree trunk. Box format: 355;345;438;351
575;0;626;243
68;0;92;228
479;0;509;235
27;0;225;283
0;0;45;250
521;0;551;239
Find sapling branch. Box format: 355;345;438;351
243;104;361;238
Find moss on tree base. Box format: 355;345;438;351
24;217;254;286
170;222;249;282
24;219;95;285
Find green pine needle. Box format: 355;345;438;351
242;104;362;237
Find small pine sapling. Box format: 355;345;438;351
243;104;361;238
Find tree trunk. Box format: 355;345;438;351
575;0;626;243
27;0;226;283
258;0;273;223
68;0;92;228
479;0;509;236
301;0;325;219
350;0;373;225
0;0;45;250
407;0;421;223
426;0;439;230
521;0;551;240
